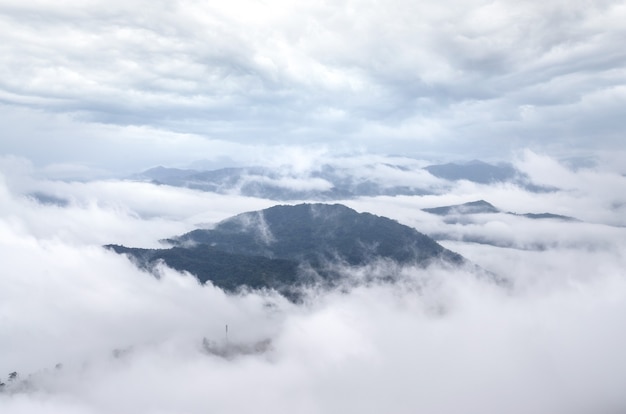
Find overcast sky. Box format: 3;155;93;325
1;0;625;173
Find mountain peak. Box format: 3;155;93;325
175;202;461;266
423;200;500;216
110;203;467;297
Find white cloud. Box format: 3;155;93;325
3;255;626;413
2;152;626;412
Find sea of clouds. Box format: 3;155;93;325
1;151;626;414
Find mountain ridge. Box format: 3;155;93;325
107;203;468;298
423;199;578;221
129;159;555;200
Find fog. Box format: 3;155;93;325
1;152;626;413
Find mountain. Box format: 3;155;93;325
170;203;462;265
423;200;579;250
423;200;500;216
131;166;253;193
514;212;578;221
131;164;433;200
422;200;577;222
108;244;301;293
132;166;201;182
131;159;555;200
27;192;70;207
423;160;555;192
107;204;466;298
423;160;518;184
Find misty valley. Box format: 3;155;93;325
2;154;626;414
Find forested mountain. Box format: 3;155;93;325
423;200;500;215
107;204;466;298
423;200;577;221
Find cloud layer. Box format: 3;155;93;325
1;0;625;171
2;153;626;413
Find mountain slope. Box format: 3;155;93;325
423;160;556;192
422;200;577;221
423;200;499;215
170;203;463;266
423;161;518;184
108;204;466;296
107;244;300;293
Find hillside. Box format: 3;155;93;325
108;204;466;297
423;200;577;221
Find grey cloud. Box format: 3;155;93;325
1;0;625;170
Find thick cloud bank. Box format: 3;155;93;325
1;0;625;171
1;153;626;413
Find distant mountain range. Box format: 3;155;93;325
129;160;552;200
107;203;467;298
130;165;431;200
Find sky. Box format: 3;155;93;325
1;0;625;174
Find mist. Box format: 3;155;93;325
1;152;625;413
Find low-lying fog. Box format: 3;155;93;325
2;151;626;414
